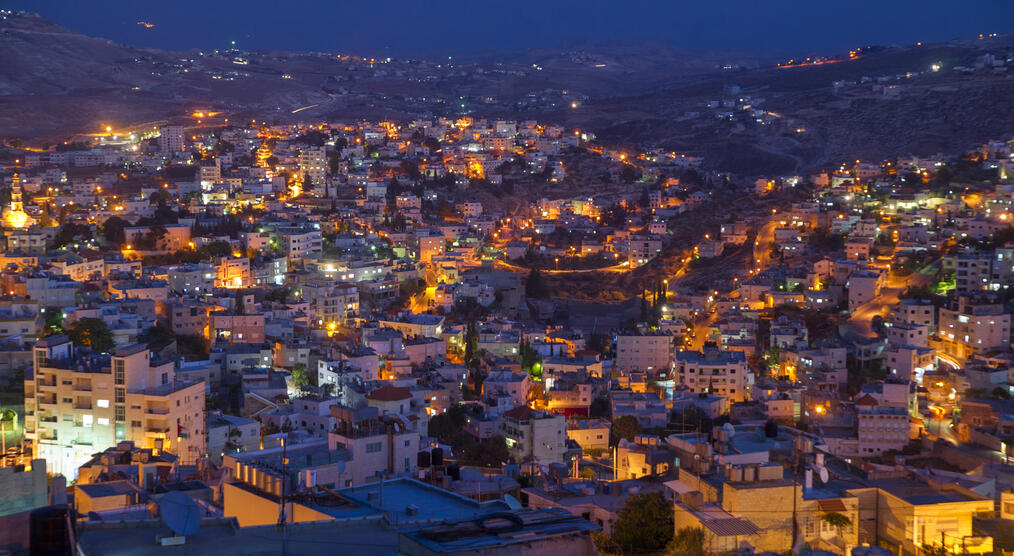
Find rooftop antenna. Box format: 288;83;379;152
157;490;200;546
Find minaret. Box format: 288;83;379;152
3;173;32;229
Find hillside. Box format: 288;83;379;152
2;11;1013;176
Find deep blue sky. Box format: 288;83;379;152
12;0;1014;57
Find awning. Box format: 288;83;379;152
701;517;760;537
817;499;847;512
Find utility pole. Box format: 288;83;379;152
791;453;799;554
278;435;287;556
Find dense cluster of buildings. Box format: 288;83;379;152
1;115;1014;555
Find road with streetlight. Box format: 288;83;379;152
841;259;940;340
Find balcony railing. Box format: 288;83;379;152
145;407;170;415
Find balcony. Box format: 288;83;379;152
146;407;170;415
146;426;170;434
74;403;92;410
73;384;93;392
39;416;58;423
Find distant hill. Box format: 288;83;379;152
2;10;1013;176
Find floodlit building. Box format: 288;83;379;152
23;336;205;478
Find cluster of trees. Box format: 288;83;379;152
639;281;668;325
66;318;115;353
609;415;642;446
427;404;510;467
518;336;542;379
592;491;706;555
525;268;549;299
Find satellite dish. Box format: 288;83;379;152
159;491;200;537
337;460;346;474
722;422;736;438
818;467;829;484
503;494;523;510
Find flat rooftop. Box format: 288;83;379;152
339;477;508;524
77;517;396;555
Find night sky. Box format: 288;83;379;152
13;0;1014;57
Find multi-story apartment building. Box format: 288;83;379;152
954;251;992;294
166;263;217;295
992;245;1014;291
847;269;885;310
885;321;930;348
674;347;753;402
48;253;104;282
215;256;251;289
157;125;184;154
278;227;322;263
251;255;287;286
894;298;936;329
210;312;265;344
500;406;567;464
164;300;222;337
13;273;79;307
627;234;663;267
0;299;40;338
936;295;1011;360
614;332;673;374
298;146;327;185
24;337;205;477
328;405;420;484
300;280;359;327
854;398;910;457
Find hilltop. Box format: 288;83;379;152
2;11;1013;176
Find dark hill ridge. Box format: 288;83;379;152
2;10;1012;176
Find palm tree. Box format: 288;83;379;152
821;512;852;550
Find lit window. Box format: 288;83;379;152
97;418;110;426
97;399;110;408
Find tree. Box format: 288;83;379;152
609;415;642;446
52;223;93;249
427;404;468;442
621;165;640;184
459;435;511;467
464;321;479;370
525;268;549;299
610;492;674;552
667;526;706;556
586;333;611;357
291;363;309;388
528;382;548;409
102;216;130;245
589;397;611;419
821;512;852;548
42;308;65;337
66;318;115;353
141;323;175;346
519;338;541;376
